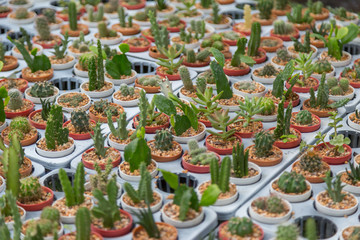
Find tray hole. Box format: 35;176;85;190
2;42;13;52
156;173;198;193
132;62;157;74
294;215;337;239
0;25;10;35
343;44;360;55
43;171;75;192
50;0;69;7
221;10;244;20
236;2;257;10
50;77;83;91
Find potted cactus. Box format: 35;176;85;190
230;143;261;185
233;4;252;36
94;21;122;45
135;75;162;93
290;110;321;133
0;76;28;93
8;7;36;24
200;34;232;59
56;92;91;112
0;42;18;72
270;20;300;41
53;163;93;224
36;105;75;158
155;45;184;81
155;0;175;17
182;49;211;67
0;6;12;18
287;31;318;59
4;89;34;118
33;16;62;49
29;99;54;130
270;171;312;202
132;6;156;27
1;116;38;146
246;22;267;64
161;169;220;227
63;109;95;140
112;84;141;107
271;48;294;69
340;226;360;240
41;8;63;30
260;36;284;53
272;0;290;16
253;97;277;122
311;59;335;80
112;7;140;35
81;4;108;28
327;77;354;102
49;33;76;70
120;0;146;10
218;217;264;240
348;110;360;131
147;129;183;162
82;122;121;170
171;23;204;49
176;0;203;23
177;66;198;101
195;0;212;14
205;3;232;29
337;162;360;195
306;0;329;20
61;1;89;37
328;7;359;26
121;162;163;213
286;4;314;31
158;15;187;33
273;224;300;240
0;190;25;232
249;195;292;224
315;172;358;216
252;0;277;26
232;81;267;99
186;19;215;39
123;36;151;52
341;66;360;88
8;0;32;8
108;111;134;150
252;64;281;84
220;31;243;46
103;0;120;18
10;28;44;60
88;99;123;123
119;128;158;182
67;32;93;58
140;9;163;42
25;82;59;104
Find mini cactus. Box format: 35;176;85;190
324;171;345;203
232;143;249;178
227;217;253;237
308;0;323;14
134;11;148;21
247;22;261;57
267;196;285;213
277;171;307;193
88;40;105;91
293;31;311;53
25;218;58;238
212;40;224;50
59;162;85;207
305;217;317;240
273;99;293;139
18;176;42;203
160;77;173;98
287;4;313;24
71;109;90;133
295;110;313;125
40;99;54;122
259;97;276;115
258;64;279;76
276;224;299;240
45;105;69;150
97;21;117;38
179;66;195;92
211;3;221;24
258;0;273;20
276;48;293;62
35;16;52;41
30;82;55;98
118;6;126;28
329;78;350;96
327;77;338;88
42;8;56;23
254;131;275;158
87;3;104;22
299;150;322;173
108;111;129;140
138;76;160;87
15;8;28;19
75;207;91;240
90;122;107;157
348;227;360;240
120;84;135;96
196;77;206;94
154;129;173;151
196;49;210;62
9;116;31;134
90;159;116;194
188;139;216;165
68;1;78;31
244;4;252;29
7;88;23;110
40;207;60;223
314;59;332;74
186;49;196;63
210;156;231;193
273;20;294;35
275;0;288;10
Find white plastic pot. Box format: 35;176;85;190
95;32;123;45
197;182;238;206
8;0;33;9
105;70;137;85
12;44;43;60
171;35;201;49
171;122;206;144
249;198;292;224
287;45;318;60
56;93;91;113
73;63;89;78
335;14;359;26
232;81;267;98
80;16;109;28
329;86;355;102
205;16;232;29
7;11;36;24
132;19;150;27
54;197;93;224
253;113;277;122
230;162;262;185
320;51;352;67
161;202;204;228
271;57;286;70
108;134;129;151
0;121;7;132
20;218;64;240
36;137;75;158
337;170;360;195
112;92;140;107
348;114;360;131
178;87;196;103
252;71;277;84
80;81;114;98
156;5;176;18
177;10;204;23
68;48;90;59
25;87;59;104
84;182;122;199
315;190;358;217
269;179;312;203
339;225;360;240
105;12;119;19
121;191;163;214
6;206;26;230
311;65;335;80
51;56;76;70
118;160;158;182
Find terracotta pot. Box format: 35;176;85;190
309;8;330;21
2;127;38;146
132;222;177;240
216;0;234;4
246;145;283;167
223;64;250;76
293;21;315;31
5;99;34;119
315;143;352;165
32;36;62;49
0;9;11;18
249;48;267;64
21;68;53;82
182;57;210;68
2;56;18;71
59;232;103;240
133;113;170;134
272;5;291;16
285;76;319;93
60;24;89;37
148;46;167;59
17;186;53;211
56;12;82;21
0;156;32;178
63;120;95;140
199;118;211;127
232;23;251;36
82;147;122;170
134;78;160;93
302;99;334;117
267;127;302;149
282;95;300;108
182;151;221;173
270;28;300;41
149;140;183;162
340;71;360;88
205;133;242;155
120;0;146;10
227;121;263;138
290;113;321;133
89;105;124;123
260;36;283;52
156;67;180;81
162;20;187;32
141;31;155;42
122;38;151;52
28;109;46;129
292;160;329;183
218;221;264;240
91;209;133;237
252;13;277;26
0;78;28;92
112;23;140;36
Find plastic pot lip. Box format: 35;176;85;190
161;201;205;227
132;222;178;240
218;221;264;240
205;133;243;155
285;76;319;93
120;191;163;213
315;190;358;216
82;147;121;169
17;186;54;211
269;178;312;202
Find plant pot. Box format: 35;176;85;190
251;70;277;84
36;137;75;158
91;209;133;237
335;13;359;26
291;160;330;183
120;0;146;10
63;120;95;140
162;20;187;32
59;232;103;240
82;147;121;170
132;222;178;240
56;93;91;113
253;113;277;122
7;11;36;24
339;226;360;240
309;8;329;21
315;190;358;216
17;186;54;211
112;23;141;36
149;140;183;162
198;182;238;206
227;121;263;138
6;206;26;230
268;127;301;149
329;86;355;102
285;76;319;93
205;16;232;29
20;219;63;240
260;36;284;52
94;32;123;45
311;65;335;80
177;10;204;23
337;170;360;195
51;55;76;70
134;77;160;93
182;151;221;173
21;68;54;82
112;90;140;107
2;56;18;71
32;35;62;49
302;99;334;118
133;114;170;134
80;16;109;28
156;67;180;81
108;134;131;151
182;58;210;68
161;202;204;227
157;4;176;18
122;38;150;52
230;162;262;185
246;145;283;167
292;21;314;31
223;64;250;76
8;0;33;9
118;160;158;182
0;9;11;18
290;113;321;133
218;221;264;240
60;23;89;37
5;99;34;119
348;114;360;131
287;45;318;60
320;51;352;67
314;142;352;165
171;122;206;144
48;17;64;31
0;78;28;92
205;133;242;155
251;13;277;26
2;126;38;146
249;198;292;224
121;191;163;214
73;63;89;78
270;28;300;41
12;44;43;60
269;178;312;202
132;19;150;27
89;104;124;123
272;5;291;16
249;48;267;64
232;81;267;99
233;22;251;36
25;87;59;104
80;81;114;98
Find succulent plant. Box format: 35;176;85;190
88;40;105;91
227;217;253;237
72;32;92;52
9;117;31;135
71;109;90;133
188;139;216;165
314;59;332;74
247;22;261;57
258;64;279;76
273;20;294;35
154;129;173;151
254;130;275;158
30;82;55;98
7;89;23;110
295;110;313;125
210;157;231;193
45;105;69;150
299;150;322;173
287;4;313;24
232;143;249;178
257;0;273;20
138;75;161;87
267;196;285;213
90;122;107;157
120;84;135;97
59;162;85;207
86;3;104;22
259;97;276;115
18;176;42;203
108;111;129;141
75;207;91;240
68;1;78;31
42;8;56;23
90;159;116;194
134;11;148;21
277;171;307;193
293;31;311;53
15;8;28;19
97;21;117;38
349;227;360;240
276;224;299;240
276;48;293;62
40;207;60;223
328;78;349;96
25;218;58;238
35;16;52;41
179;66;195;92
324;171;345;203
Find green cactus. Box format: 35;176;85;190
295;110;313;125
18;177;42;203
71;109;90;133
98;21;117;38
35;16;52;41
90;122;107;157
328;78;350;96
134;11;148;21
186;49;196;63
273;20;294;35
307;0;323;14
276;48;293;62
211;3;221;24
210;157;231;193
0;6;10;14
90;159;116;194
188;139;216;165
196;77;206;94
45;105;69;150
91;179;121;229
30;82;55;98
196;49;210;62
275;0;288;10
273;99;292;139
259;98;276;115
0;43;5;63
87;3;104;22
258;64;279;76
324;171;345;203
339;78;350;91
138;76;160;87
7;89;23;110
299;151;322;172
232;143;249;178
58;162;85;207
10;117;31;133
118;7;126;28
258;0;273;20
277;171;307;193
227;217;253;237
247;22;261;57
75;207;91;240
88;40;105;90
42;8;56;23
88;58;99;91
0;191;22;239
348;227;360;240
305;217;317;240
40;207;60;223
314;59;332;74
287;4;313;24
254;130;275;158
293;31;311;53
108;111;129;140
179;66;194;92
267;196;285;213
231;38;248;67
154;129;173;151
327;77;338;88
25;218;57;238
15;8;28;19
68;1;78;31
104;0;117;13
276;224;299;240
188;139;206;157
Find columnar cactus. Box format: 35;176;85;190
90;122;107;157
15;8;28;19
76;207;91;240
59;162;85;207
0;43;5;63
186;49;196;63
30;82;55;98
108;111;129;140
227;217;253;237
179;66;195;92
7;89;23;110
232;143;249;178
244;4;252;29
45;105;69;150
196;49;210;62
71;109;90;133
258;0;273;20
295;110;313;125
277;171;307;193
40;207;60;223
118;6;126;28
87;4;104;22
9;116;31;141
275;0;288;10
68;1;78;31
35;16;52;41
18;177;42;203
254;131;275;158
276;224;299;240
196;77;206;94
247;22;261;57
293;30;311;53
299;151;322;172
273;20;294;35
305;217;317;240
210;156;231;193
97;21;117;38
212;3;221;24
154;129;173;151
273;99;292;139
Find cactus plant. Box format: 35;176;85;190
258;64;279;77
71;32;92;53
18;177;42;203
196;76;206;94
314;59;332;74
247;22;261;57
188;139;216;165
277;171;307;193
117;7;127;27
45;105;69;150
253;196;285;214
210;157;231;193
324;171;345;203
71;109;90;133
305;217;317;240
259;97;276;115
138;75;161;87
88;40;105;91
90;122;107;157
299;150;322;173
257;0;273;20
42;8;56;23
75;207;91;240
232;143;249;178
293;31;311;53
154;129;173;151
243;4;252;29
68;1;78;31
7;88;23;110
273;20;294;35
35;16;52;41
275;0;289;10
157;44;184;75
211;3;221;24
345;162;360;184
273;98;293;140
108;111;129;141
207;109;239;142
59;162;85;207
90;159;116;194
9;117;31;141
254;130;275;158
86;3;104;22
52;32;70;60
328;78;350;96
30;82;55;98
15;8;28;19
287;4;313;24
276;224;299;240
328;7;355;21
230;38;256;68
276;48;293;62
179;66;194;91
295;110;312;125
97;21;117;38
227;217;253;237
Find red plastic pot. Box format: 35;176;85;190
199;119;212;127
165;20;187;32
223;65;250;76
123;38;151;52
91;209;133;237
63;120;95;140
283;96;300;108
0;78;28;92
340;71;360;88
205;133;242;155
182;152;221;173
270;28;300;41
314;142;352;165
250;48;267;64
28;109;46;129
133;113;170;133
82;147;121;170
17;186;54;211
141;32;155;42
156;67;180;81
5;99;34;118
120;1;146;10
59;232;103;240
285;76;319;93
33;38;62;49
227;121;263;138
290;112;321;133
218;221;264;240
268;127;302;149
0;9;11;18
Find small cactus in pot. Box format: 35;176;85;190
14;8;29;19
18;176;42;203
314;59;332;74
71;109;91;133
7;89;24;111
35;16;52;41
276;224;299;240
295;110;313;125
154;129;173;151
29;82;55;98
277;171;307;193
227;217;254;237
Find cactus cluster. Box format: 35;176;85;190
42;8;56;23
276;48;293;62
88;40;105;91
259;97;276;115
257;0;273;20
254;130;275;158
7;89;23;111
18;176;42;203
277;171;307;193
227;217;253;237
72;32;92;53
222;31;240;41
108;111;129;141
15;8;28;19
86;3;104;22
244;4;252;29
232;143;249;178
287;4;313;24
138;75;161;87
75;207;92;240
293;31;311;53
45;105;69;150
275;0;288;10
295;110;313;125
258;64;279;76
25;207;60;238
299;150;322;173
307;0;323;14
90;122;107;157
118;6;133;28
59;162;85;207
324;171;345;203
211;3;221;24
327;77;350;96
276;224;299;240
104;0;118;13
210;157;231;193
71;109;90;133
93;99;118;116
314;59;332;74
90;159;116;194
97;21;117;38
273;99;292;139
253;196;285;214
345;162;360;184
273;20;294;35
35;16;52;41
168;15;180;27
30;82;55;98
188;139;217;165
201;34;225;51
9;116;31;141
154;129;173;151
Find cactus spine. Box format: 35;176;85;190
276;224;299;240
295;110;313;125
35;16;52;41
71;109;90;133
69;1;77;31
210;157;231;193
154;129;173;151
254;131;275;158
227;217;253;237
75;207;91;240
247;22;261;57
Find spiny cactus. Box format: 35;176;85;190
299;151;322;173
71;109;90;133
232;143;249;178
108;111;129;140
258;0;273;20
210;156;231;193
295;110;313;125
7;88;23;110
348;227;360;240
211;3;221;24
88;40;105;91
120;84;135;96
30;82;55;98
138;75;160;87
188;139;216;165
247;22;261;57
227;217;253;237
90;122;107;157
134;11;148;21
276;224;299;240
328;78;349;96
293;30;311;53
90;159;116;194
118;7;126;28
59;162;85;207
68;1;78;31
42;8;56;23
244;4;252;29
258;64;278;76
275;0;289;10
168;15;180;27
277;171;307;193
267;196;285;213
308;0;323;14
15;8;28;19
305;217;317;240
25;218;58;238
40;207;60;223
196;76;206;94
18;176;42;203
9;117;31;141
259;97;276;115
314;59;332;74
35;16;52;41
87;3;104;22
179;66;194;92
274;20;294;35
45;105;69;150
276;48;293;62
72;32;91;52
98;21;117;38
186;49;196;63
254;131;275;158
324;171;345;203
273;99;292;139
154;129;173;151
287;4;313;24
196;49;210;62
75;207;91;240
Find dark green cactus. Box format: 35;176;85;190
273;99;293;139
231;38;247;67
45;105;69;150
40;98;55;121
71;109;90;133
287;4;313;24
42;8;56;23
275;0;288;10
307;0;323;14
259;97;276;115
254;130;275;158
276;224;299;240
154;129;173;151
258;0;273;20
196;76;206;94
90;122;107;157
211;3;221;24
295;110;313;125
247;22;261;57
299;151;322;173
186;49;196;63
273;20;294;35
232;143;249;178
258;64;279;77
324;171;345;203
97;21;117;38
314;59;332;74
210;157;231;193
277;171;307;193
293;31;311;53
227;217;253;237
40;207;60;223
118;7;126;28
90;159;115;194
30;82;55;98
108;111;129;140
196;49;210;62
69;1;78;31
75;207;91;240
120;84;135;96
